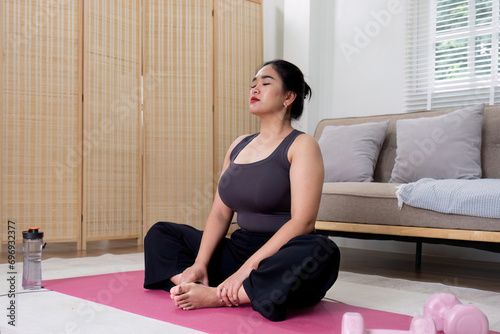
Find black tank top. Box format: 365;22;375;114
218;129;304;234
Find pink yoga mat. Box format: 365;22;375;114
44;271;498;334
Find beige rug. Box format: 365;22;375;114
327;271;500;330
1;253;498;333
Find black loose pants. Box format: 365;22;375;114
143;221;341;321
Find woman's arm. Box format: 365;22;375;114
177;135;247;285
191;190;233;267
219;133;325;305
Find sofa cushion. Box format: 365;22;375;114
317;182;500;232
390;104;484;183
318;120;390;182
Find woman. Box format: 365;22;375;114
144;59;340;321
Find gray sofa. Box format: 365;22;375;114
313;105;500;267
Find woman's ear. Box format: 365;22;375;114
284;91;297;106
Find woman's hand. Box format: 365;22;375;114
179;262;209;286
217;266;253;307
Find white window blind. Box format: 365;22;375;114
405;0;500;111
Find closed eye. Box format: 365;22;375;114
251;74;275;88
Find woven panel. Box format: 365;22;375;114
213;0;262;177
83;0;142;242
143;0;214;232
2;0;82;243
0;0;4;244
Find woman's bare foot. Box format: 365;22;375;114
170;283;226;310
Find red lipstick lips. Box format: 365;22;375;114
251;97;260;103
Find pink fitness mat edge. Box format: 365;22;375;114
44;270;498;334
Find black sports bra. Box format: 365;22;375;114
218;129;304;233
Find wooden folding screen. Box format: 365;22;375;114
142;0;263;234
1;1;83;246
0;0;3;244
0;0;4;244
143;0;217;230
142;0;214;232
213;0;262;176
1;0;262;247
82;0;142;246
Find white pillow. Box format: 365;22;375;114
390;104;484;183
318;120;390;182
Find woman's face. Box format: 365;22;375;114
249;65;289;117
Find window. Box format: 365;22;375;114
405;0;500;111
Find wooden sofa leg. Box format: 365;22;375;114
415;241;422;271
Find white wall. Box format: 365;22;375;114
262;0;500;264
263;0;284;61
330;0;406;119
283;0;311;132
264;0;407;134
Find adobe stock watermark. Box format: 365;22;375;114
48;271;135;334
218;0;243;15
7;0;71;55
177;160;244;225
340;0;404;63
55;73;164;183
177;133;265;224
222;236;339;334
178;171;218;223
395;105;480;180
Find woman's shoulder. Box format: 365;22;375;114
288;131;321;162
222;133;255;161
292;132;319;149
234;133;253;144
229;133;254;151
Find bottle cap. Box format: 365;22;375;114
22;227;44;239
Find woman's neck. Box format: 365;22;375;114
258;117;293;140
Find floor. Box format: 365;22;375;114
2;238;499;333
4;237;499;293
339;247;500;293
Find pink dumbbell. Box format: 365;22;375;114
423;293;489;334
341;312;437;334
